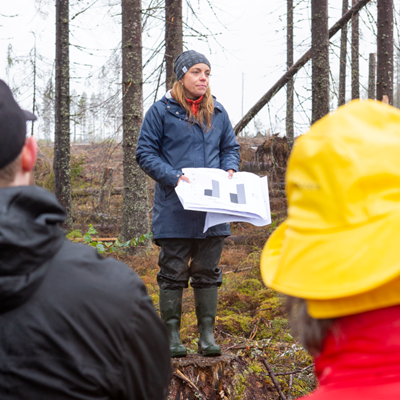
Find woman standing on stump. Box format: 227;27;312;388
136;50;240;357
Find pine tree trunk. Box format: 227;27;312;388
311;0;329;124
121;0;150;243
338;0;348;107
54;0;72;228
286;0;294;149
368;53;376;99
377;0;394;104
165;0;183;90
351;0;360;99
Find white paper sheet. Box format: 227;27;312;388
174;168;272;233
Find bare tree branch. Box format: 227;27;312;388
234;0;373;135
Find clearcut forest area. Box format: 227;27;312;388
7;0;399;398
34;136;315;400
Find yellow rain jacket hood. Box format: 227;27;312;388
261;100;400;318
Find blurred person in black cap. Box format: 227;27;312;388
0;79;171;400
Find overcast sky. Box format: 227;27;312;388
0;0;395;139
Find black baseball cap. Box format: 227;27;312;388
0;80;37;169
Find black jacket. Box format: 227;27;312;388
0;186;171;399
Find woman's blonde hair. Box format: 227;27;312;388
172;81;214;132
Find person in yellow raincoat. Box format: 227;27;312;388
261;99;400;399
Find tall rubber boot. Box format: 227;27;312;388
194;288;222;357
159;289;187;358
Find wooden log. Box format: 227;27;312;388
72;187;123;197
224;235;272;250
240;160;269;172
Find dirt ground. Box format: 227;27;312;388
35;138;316;399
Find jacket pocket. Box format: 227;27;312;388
155;183;175;202
163;185;175;200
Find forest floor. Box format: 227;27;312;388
34;138;316;400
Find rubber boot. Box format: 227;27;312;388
194;288;222;357
159;289;187;358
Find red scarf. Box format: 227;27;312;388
300;305;400;399
170;92;203;116
185;96;203;116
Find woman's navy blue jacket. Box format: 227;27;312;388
136;92;240;239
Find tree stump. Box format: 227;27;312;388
169;354;235;400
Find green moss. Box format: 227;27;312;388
272;317;289;333
248;360;263;375
66;230;82;239
150;293;159;307
255;289;270;303
218;314;252;336
222;309;237;316
284;333;294;342
236;279;263;295
233;371;248;400
261;296;282;311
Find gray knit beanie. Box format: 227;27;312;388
174;50;211;81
